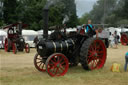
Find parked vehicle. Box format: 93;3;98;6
3;23;30;54
120;28;128;45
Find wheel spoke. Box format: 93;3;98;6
97;51;104;53
36;58;42;60
53;56;57;62
58;57;63;63
61;61;65;65
59;65;64;71
93;43;97;51
39;62;43;67
50;59;56;64
37;61;42;63
94;60;97;66
57;56;60;62
96;44;101;50
41;63;45;69
55;68;59;75
90;61;94;69
53;67;57;73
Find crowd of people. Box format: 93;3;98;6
109;31;120;49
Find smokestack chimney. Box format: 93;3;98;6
18;21;22;35
43;6;49;39
43;0;58;39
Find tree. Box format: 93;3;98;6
121;0;128;19
3;0;18;24
79;13;89;25
59;0;78;27
1;0;78;30
81;0;117;24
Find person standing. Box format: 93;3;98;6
124;52;128;71
114;31;118;49
109;34;115;48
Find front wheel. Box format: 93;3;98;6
12;43;17;54
34;53;46;72
45;53;69;77
25;43;30;53
80;38;107;70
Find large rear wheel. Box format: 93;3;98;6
34;53;46;72
80;38;107;70
46;53;69;77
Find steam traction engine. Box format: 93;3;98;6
34;6;107;77
4;23;30;54
34;29;107;77
120;32;128;46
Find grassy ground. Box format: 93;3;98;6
0;44;128;85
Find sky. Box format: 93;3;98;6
75;0;98;18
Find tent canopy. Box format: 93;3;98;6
0;30;7;36
22;30;38;35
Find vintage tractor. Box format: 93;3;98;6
34;28;107;77
120;32;128;46
33;7;107;77
4;23;30;54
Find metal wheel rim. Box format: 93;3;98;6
87;39;106;70
46;53;69;77
34;53;46;72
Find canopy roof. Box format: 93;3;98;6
0;30;7;36
22;30;38;35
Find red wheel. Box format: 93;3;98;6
80;38;107;70
34;53;46;72
12;43;17;54
121;34;128;45
46;53;69;77
87;39;106;70
4;38;10;52
25;43;30;53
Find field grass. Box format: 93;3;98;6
0;44;128;85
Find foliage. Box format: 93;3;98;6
3;0;18;24
79;13;89;25
80;0;128;26
1;0;78;30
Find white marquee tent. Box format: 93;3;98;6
0;30;7;48
22;30;38;47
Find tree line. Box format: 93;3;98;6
1;0;128;30
0;0;78;30
79;0;128;26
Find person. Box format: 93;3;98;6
109;34;115;48
113;31;118;49
85;19;98;38
33;36;39;47
124;52;128;71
